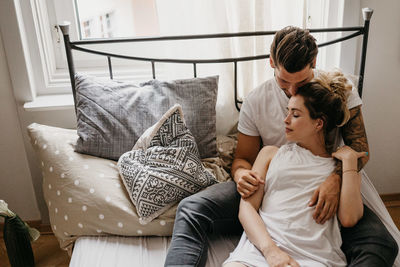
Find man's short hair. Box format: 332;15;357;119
270;26;318;73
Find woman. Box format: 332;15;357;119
223;71;367;267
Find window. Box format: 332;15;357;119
80;12;114;39
2;0;359;99
82;20;92;38
75;0;159;39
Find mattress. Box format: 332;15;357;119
69;234;241;267
69;169;400;267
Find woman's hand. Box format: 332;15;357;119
235;169;264;198
332;145;367;162
263;245;300;267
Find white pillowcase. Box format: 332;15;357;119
118;104;217;224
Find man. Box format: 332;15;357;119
164;26;398;267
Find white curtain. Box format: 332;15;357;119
154;0;306;134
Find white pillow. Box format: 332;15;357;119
118;104;217;224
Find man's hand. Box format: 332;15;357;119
309;173;341;224
235;168;264;198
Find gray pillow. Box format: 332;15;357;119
118;104;217;224
74;74;218;160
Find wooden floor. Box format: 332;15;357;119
382;197;400;231
1;199;400;267
0;233;69;267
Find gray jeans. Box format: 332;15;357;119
164;181;398;267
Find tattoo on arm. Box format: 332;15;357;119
334;161;343;177
342;105;370;171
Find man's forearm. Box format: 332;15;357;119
231;158;252;183
333;161;343;177
342;105;370;171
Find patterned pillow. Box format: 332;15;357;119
118;104;217;224
74;74;218;160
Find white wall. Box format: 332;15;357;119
360;0;400;193
0;31;40;221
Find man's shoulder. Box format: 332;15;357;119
246;78;276;99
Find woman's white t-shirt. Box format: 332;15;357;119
224;143;347;267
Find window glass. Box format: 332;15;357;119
75;0;159;39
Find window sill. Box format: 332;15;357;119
24;94;74;112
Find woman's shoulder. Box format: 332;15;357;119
260;145;279;161
263;145;279;152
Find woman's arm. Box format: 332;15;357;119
332;146;367;227
239;146;300;267
310;105;369;224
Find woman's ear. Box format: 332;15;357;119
315;118;324;131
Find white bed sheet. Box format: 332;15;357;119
70;170;400;267
70;234;240;267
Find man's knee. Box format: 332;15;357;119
176;182;239;216
341;205;399;266
342;205;393;242
388;238;399;265
373;229;399;266
175;188;223;226
343;229;398;267
345;240;398;267
176;194;206;219
174;182;241;234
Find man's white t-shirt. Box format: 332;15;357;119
238;72;363;147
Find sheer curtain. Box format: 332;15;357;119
155;0;306;134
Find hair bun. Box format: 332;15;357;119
326;70;352;127
328;71;351;101
308;70;352;128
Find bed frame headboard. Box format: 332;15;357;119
59;8;373;112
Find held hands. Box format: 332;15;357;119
263;245;300;267
309;146;368;224
332;145;368;162
235;169;264;198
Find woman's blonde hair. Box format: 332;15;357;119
297;70;352;133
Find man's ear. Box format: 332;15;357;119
312;57;317;68
270;58;275;68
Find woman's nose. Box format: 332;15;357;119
284;114;290;124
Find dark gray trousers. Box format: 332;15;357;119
164;181;398;267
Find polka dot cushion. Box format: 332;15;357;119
27;122;234;252
27;123;177;252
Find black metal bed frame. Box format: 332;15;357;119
59;8;373;112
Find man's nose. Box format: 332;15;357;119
288;85;298;96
